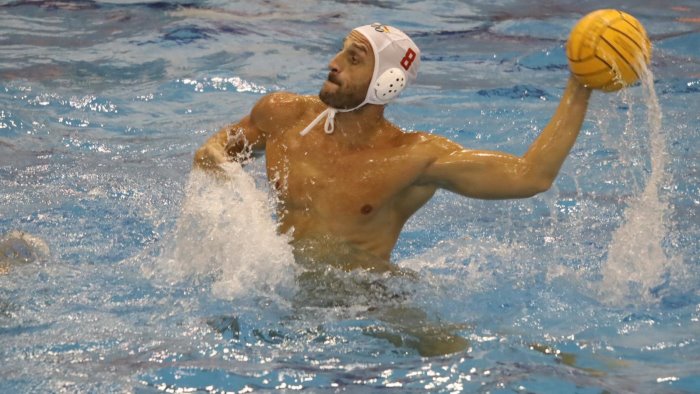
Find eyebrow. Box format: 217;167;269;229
349;42;369;54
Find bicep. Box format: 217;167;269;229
199;91;300;160
233;91;304;152
422;145;548;199
217;92;284;157
200;113;264;151
224;115;266;157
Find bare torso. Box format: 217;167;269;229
261;95;438;269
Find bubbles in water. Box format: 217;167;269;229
145;163;297;301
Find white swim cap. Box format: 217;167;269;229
300;23;420;136
354;23;420;105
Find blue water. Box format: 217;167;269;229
1;1;699;393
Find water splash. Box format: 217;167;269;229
600;66;679;305
146;163;297;301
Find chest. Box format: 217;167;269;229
265;133;427;217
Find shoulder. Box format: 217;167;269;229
250;92;319;134
394;130;463;156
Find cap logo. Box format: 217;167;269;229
371;22;390;33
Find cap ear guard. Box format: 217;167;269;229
372;67;406;104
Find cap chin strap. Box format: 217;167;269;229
299;100;366;136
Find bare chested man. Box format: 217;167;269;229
193;23;592;273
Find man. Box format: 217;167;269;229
193;23;591;273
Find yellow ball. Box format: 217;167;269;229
566;9;652;91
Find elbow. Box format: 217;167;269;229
536;177;554;195
512;171;553;198
527;175;554;196
519;162;556;197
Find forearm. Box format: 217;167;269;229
523;75;591;183
422;76;592;199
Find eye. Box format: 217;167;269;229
347;50;361;65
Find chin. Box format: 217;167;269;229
319;89;342;108
319;83;336;100
319;87;363;110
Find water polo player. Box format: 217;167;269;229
193;23;593;272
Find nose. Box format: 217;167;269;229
328;54;341;74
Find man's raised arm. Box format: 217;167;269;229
420;75;592;199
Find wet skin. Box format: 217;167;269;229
194;30;592;272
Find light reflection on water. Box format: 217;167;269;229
0;0;699;393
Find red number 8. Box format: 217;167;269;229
400;48;416;71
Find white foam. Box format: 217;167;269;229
397;236;536;299
148;162;297;301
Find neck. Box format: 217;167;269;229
332;103;385;145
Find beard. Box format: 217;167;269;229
319;76;367;110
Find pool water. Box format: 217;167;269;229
1;0;699;392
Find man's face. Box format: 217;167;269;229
319;30;375;109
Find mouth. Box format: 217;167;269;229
326;73;342;86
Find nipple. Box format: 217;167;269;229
360;204;373;215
